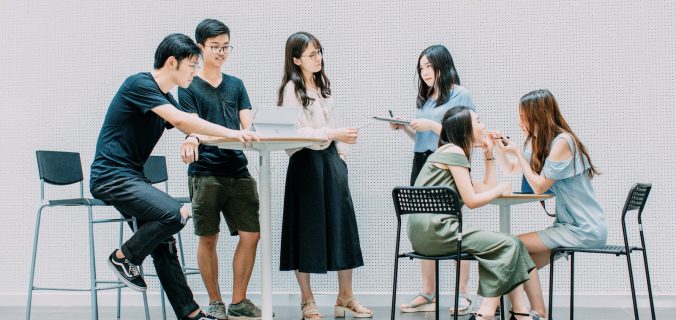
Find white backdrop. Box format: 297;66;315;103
1;0;674;302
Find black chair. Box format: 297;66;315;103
142;155;200;320
548;183;655;320
390;186;504;320
27;150;149;320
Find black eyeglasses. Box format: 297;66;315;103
209;45;234;54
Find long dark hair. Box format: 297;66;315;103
416;45;460;108
439;106;474;162
277;32;331;107
519;89;599;179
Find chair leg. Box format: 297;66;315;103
499;296;505;320
625;252;639;320
435;260;440;320
116;222;123;320
160;284;167;320
25;206;45;320
137;264;151;320
548;250;556;320
177;231;187;268
87;207;99;320
569;252;574;320
641;249;656;320
453;259;460;320
390;257;399;320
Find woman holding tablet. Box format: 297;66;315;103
391;45;476;315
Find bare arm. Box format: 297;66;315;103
152;104;259;142
498;137;570;194
239;109;253;130
439;146;510;209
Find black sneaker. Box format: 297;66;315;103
107;250;147;292
182;311;221;320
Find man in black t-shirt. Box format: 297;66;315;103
90;33;258;320
177;19;262;319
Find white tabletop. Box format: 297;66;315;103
203;136;326;151
490;193;554;206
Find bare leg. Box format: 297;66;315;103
231;231;260;304
518;232;551;318
198;234;221;303
337;269;372;316
337;269;354;298
406;260;470;306
475;296;500;317
295;271;314;302
507;285;533;319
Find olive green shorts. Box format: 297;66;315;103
189;175;260;236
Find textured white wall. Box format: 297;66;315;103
1;0;674;298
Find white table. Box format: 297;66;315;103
204;137;325;320
489;193;554;311
490;194;554;234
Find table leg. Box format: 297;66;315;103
499;204;512;313
258;151;273;320
499;204;511;234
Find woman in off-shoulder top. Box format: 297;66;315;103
495;89;607;320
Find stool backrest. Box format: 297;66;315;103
621;183;652;248
392;186;463;223
621;183;651;222
143;156;169;185
36;150;83;185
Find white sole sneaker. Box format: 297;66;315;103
107;258;146;292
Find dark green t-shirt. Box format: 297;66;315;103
177;74;252;177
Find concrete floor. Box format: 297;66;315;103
13;304;670;320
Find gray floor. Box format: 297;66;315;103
13;305;671;320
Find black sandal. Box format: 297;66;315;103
509;310;531;320
469;312;496;320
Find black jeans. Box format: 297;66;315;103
91;177;199;319
411;151;433;186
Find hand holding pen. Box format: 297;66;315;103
388;109;403;130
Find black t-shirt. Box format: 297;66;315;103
90;72;176;188
177;74;252;177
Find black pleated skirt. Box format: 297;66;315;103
279;143;364;273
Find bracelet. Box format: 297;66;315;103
185;134;200;144
485;157;495;161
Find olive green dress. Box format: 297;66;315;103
407;151;535;297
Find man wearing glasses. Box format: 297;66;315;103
178;19;263;320
90;33;259;320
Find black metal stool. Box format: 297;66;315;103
548;183;655;320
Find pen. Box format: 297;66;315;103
492;136;510;146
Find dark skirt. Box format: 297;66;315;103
410;151;433;186
280;143;364;273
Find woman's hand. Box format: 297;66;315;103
389;116;407;130
495;135;519;155
329;127;359;144
409;118;437;132
495;182;512;196
481;134;495;155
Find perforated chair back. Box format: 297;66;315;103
392;186;462;222
144;156;169;184
621;183;652;223
390;186;481;320
36;150;83;185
